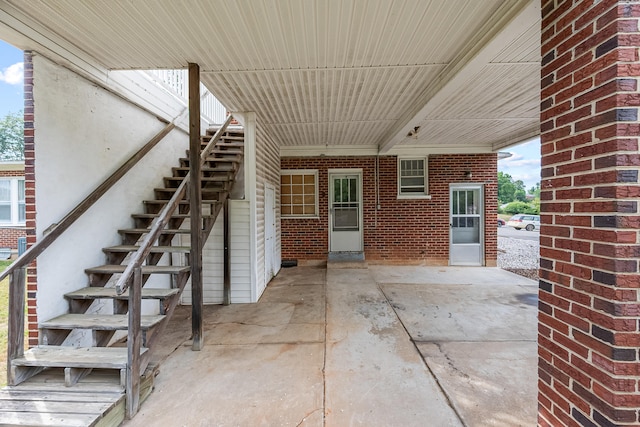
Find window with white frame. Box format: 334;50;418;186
398;157;428;197
0;178;26;225
280;170;318;217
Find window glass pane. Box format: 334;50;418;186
281;172;317;216
18;180;25;202
0;205;10;222
349;178;357;202
0;180;10;202
399;159;426;194
333;207;358;231
458;192;466;214
18;203;25;222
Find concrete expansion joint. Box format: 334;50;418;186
376;281;468;427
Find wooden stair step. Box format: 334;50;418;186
85;264;190;275
131;212;216;220
117;228;191;238
11;346;147;370
173;165;235;173
155;187;225;193
180;156;240;164
143;199;220;206
40;314;165;331
103;245;190;254
165;175;231;183
211;148;244;154
201;141;244;148
65;287;180;301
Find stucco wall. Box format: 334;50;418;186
280;154;498;266
32;53;189;331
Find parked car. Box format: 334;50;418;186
497;217;506;227
507;214;540;231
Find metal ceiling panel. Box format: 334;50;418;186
3;0;540;151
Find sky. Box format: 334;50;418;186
498;138;541;191
0;38;541;186
0;39;24;117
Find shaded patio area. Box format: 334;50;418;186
123;265;537;427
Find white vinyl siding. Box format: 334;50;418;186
181;200;252;304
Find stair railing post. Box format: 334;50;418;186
126;266;142;419
188;62;204;351
7;267;26;385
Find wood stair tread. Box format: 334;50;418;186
102;245;190;253
131;212;216;219
65;287;180;300
40;314;165;330
165;175;231;182
143;199;220;205
85;264;190;274
117;228;191;235
11;346;148;369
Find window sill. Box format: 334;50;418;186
282;216;320;220
397;194;432;200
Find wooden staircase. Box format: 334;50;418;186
0;126;244;426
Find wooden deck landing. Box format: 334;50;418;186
0;368;155;427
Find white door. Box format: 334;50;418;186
450;185;484;266
329;172;363;253
265;184;276;280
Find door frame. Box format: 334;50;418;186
449;183;485;266
328;169;363;253
264;183;277;281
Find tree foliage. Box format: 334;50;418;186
0;111;24;161
498;171;539;214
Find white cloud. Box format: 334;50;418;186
0;62;24;85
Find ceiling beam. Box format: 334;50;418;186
377;0;538;154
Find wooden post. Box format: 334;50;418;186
126;267;142;419
223;198;231;305
188;63;204;351
7;267;26;384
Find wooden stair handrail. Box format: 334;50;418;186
115;113;234;295
0;117;184;283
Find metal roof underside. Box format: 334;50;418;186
0;0;541;154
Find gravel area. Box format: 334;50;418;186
498;235;539;281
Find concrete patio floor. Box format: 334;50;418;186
123;265;537;427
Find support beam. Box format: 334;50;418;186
188;63;204;351
223;198;231;305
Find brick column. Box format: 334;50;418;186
539;1;640;425
23;51;38;347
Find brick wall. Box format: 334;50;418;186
24;51;38;347
0;227;26;249
539;1;640;426
281;154;497;265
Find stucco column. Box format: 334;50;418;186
539;1;640;426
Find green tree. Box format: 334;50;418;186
528;183;541;198
497;172;516;205
0;111;24;161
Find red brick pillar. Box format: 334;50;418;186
539;1;640;425
23;51;38;347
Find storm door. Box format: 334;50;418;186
329;172;363;253
450;185;484;265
